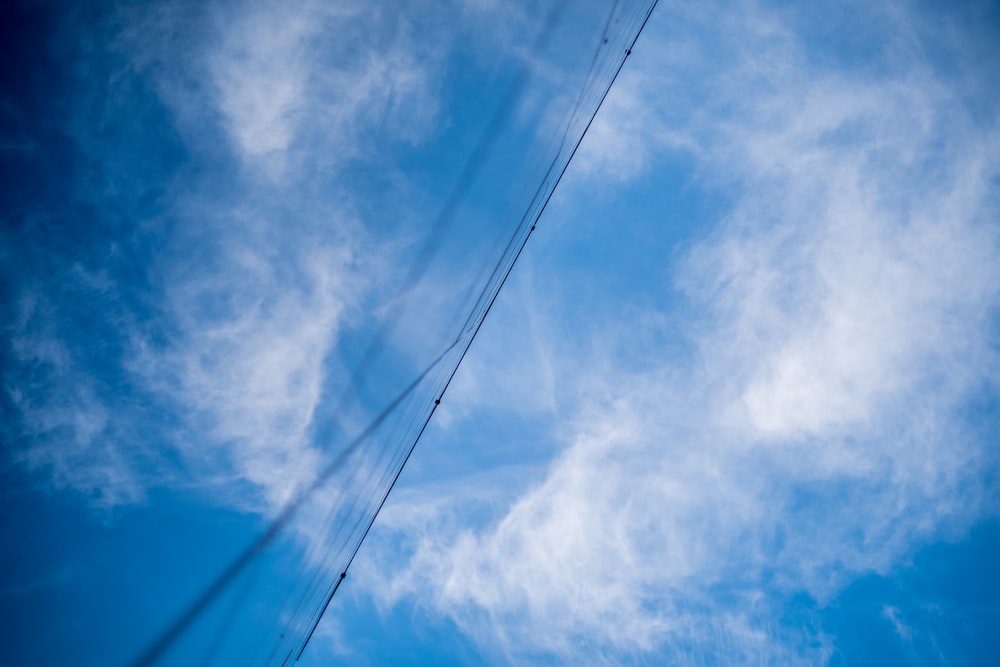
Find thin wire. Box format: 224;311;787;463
266;344;461;664
446;0;621;337
331;0;571;421
460;3;636;339
127;338;460;667
267;382;432;657
290;3;661;659
137;3;661;664
262;6;577;645
269;342;461;661
264;2;601;655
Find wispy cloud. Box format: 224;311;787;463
364;0;1000;662
130;212;362;511
3;0;455;513
3;0;577;525
4;1;996;662
202;0;442;178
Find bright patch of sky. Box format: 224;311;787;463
1;0;998;665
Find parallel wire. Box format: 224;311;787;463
128;2;659;665
261;1;595;658
331;0;571;420
274;1;661;661
128;339;459;667
287;1;660;662
263;383;431;660
268;340;463;661
259;6;576;655
447;0;621;336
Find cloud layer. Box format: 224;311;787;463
366;1;1000;663
3;1;996;663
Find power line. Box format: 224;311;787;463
128;339;459;667
331;0;572;420
288;0;661;661
127;2;660;663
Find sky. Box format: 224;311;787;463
2;0;999;665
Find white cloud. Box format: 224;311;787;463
203;0;443;177
6;1;996;660
131;215;362;511
5;283;145;507
5;0;460;513
364;0;1000;663
115;0;446;181
208;3;323;159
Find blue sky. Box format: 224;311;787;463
2;0;999;665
